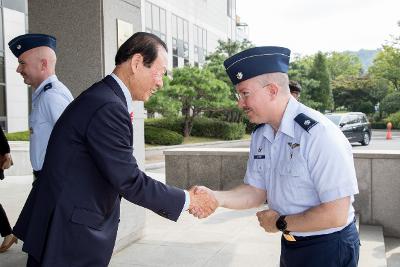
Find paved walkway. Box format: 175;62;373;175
0;173;283;267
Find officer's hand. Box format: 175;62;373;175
256;209;280;233
188;186;219;219
1;153;12;170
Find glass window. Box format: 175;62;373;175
172;15;177;38
152;5;160;32
172;38;177;56
160;9;166;34
2;0;27;13
177;17;183;40
173;56;178;68
193;26;198;46
227;0;232;17
183;21;188;42
0;10;3;52
202;29;207;50
145;2;152;29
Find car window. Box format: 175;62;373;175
347;115;359;124
360;115;367;123
325;114;343;125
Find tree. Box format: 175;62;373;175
380;92;400;115
204;39;254;122
332;76;377;114
326;52;363;80
369;45;400;91
144;76;181;118
308;52;333;111
288;54;323;109
168;66;232;137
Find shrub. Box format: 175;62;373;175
386;111;400;129
145;117;245;140
145;118;183;134
381;92;400;115
5;131;30;141
144;126;183;145
370;121;387;129
190;117;245;140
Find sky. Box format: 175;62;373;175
236;0;400;56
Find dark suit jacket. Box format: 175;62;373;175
13;75;185;266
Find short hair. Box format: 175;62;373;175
115;32;167;67
289;80;301;92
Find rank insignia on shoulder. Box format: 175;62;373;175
294;113;318;133
43;83;53;91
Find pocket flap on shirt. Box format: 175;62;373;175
279;162;304;177
71;207;105;230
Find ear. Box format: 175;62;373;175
130;53;143;73
267;83;279;97
40;59;48;71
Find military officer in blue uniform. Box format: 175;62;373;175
193;46;360;267
8;34;73;179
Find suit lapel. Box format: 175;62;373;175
102;75;127;108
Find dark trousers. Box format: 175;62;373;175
280;221;360;267
27;254;41;267
0;203;12;237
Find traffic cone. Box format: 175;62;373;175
386;122;392;140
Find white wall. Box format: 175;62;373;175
3;7;28;133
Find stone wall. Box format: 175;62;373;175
165;148;400;237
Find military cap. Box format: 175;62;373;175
8;33;56;58
224;46;290;85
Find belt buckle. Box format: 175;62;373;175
283;232;296;242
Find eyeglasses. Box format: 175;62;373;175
235;83;272;101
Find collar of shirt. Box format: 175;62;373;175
32;74;58;102
110;73;134;114
262;96;299;141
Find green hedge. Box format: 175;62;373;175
386;111;400;129
5;131;30;141
145;117;183;133
144;126;183;145
145;117;245;140
190;117;245;140
371;122;387;129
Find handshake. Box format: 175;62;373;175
188;186;219;219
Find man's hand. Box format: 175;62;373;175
188;186;219;219
0;153;12;170
256;209;280;233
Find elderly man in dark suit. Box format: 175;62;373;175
13;32;217;267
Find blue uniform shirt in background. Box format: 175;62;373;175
244;97;359;236
30;75;73;171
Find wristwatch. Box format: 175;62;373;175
276;215;288;232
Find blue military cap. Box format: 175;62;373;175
224;46;291;85
8;33;56;58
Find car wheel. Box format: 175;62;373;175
361;132;370;146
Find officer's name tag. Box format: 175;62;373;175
254;155;265;159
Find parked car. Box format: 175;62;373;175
325;112;372;145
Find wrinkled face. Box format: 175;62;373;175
131;46;167;102
16;49;43;88
236;77;274;124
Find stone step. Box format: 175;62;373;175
359;224;387;267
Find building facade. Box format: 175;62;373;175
1;0;242;134
0;0;28;132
